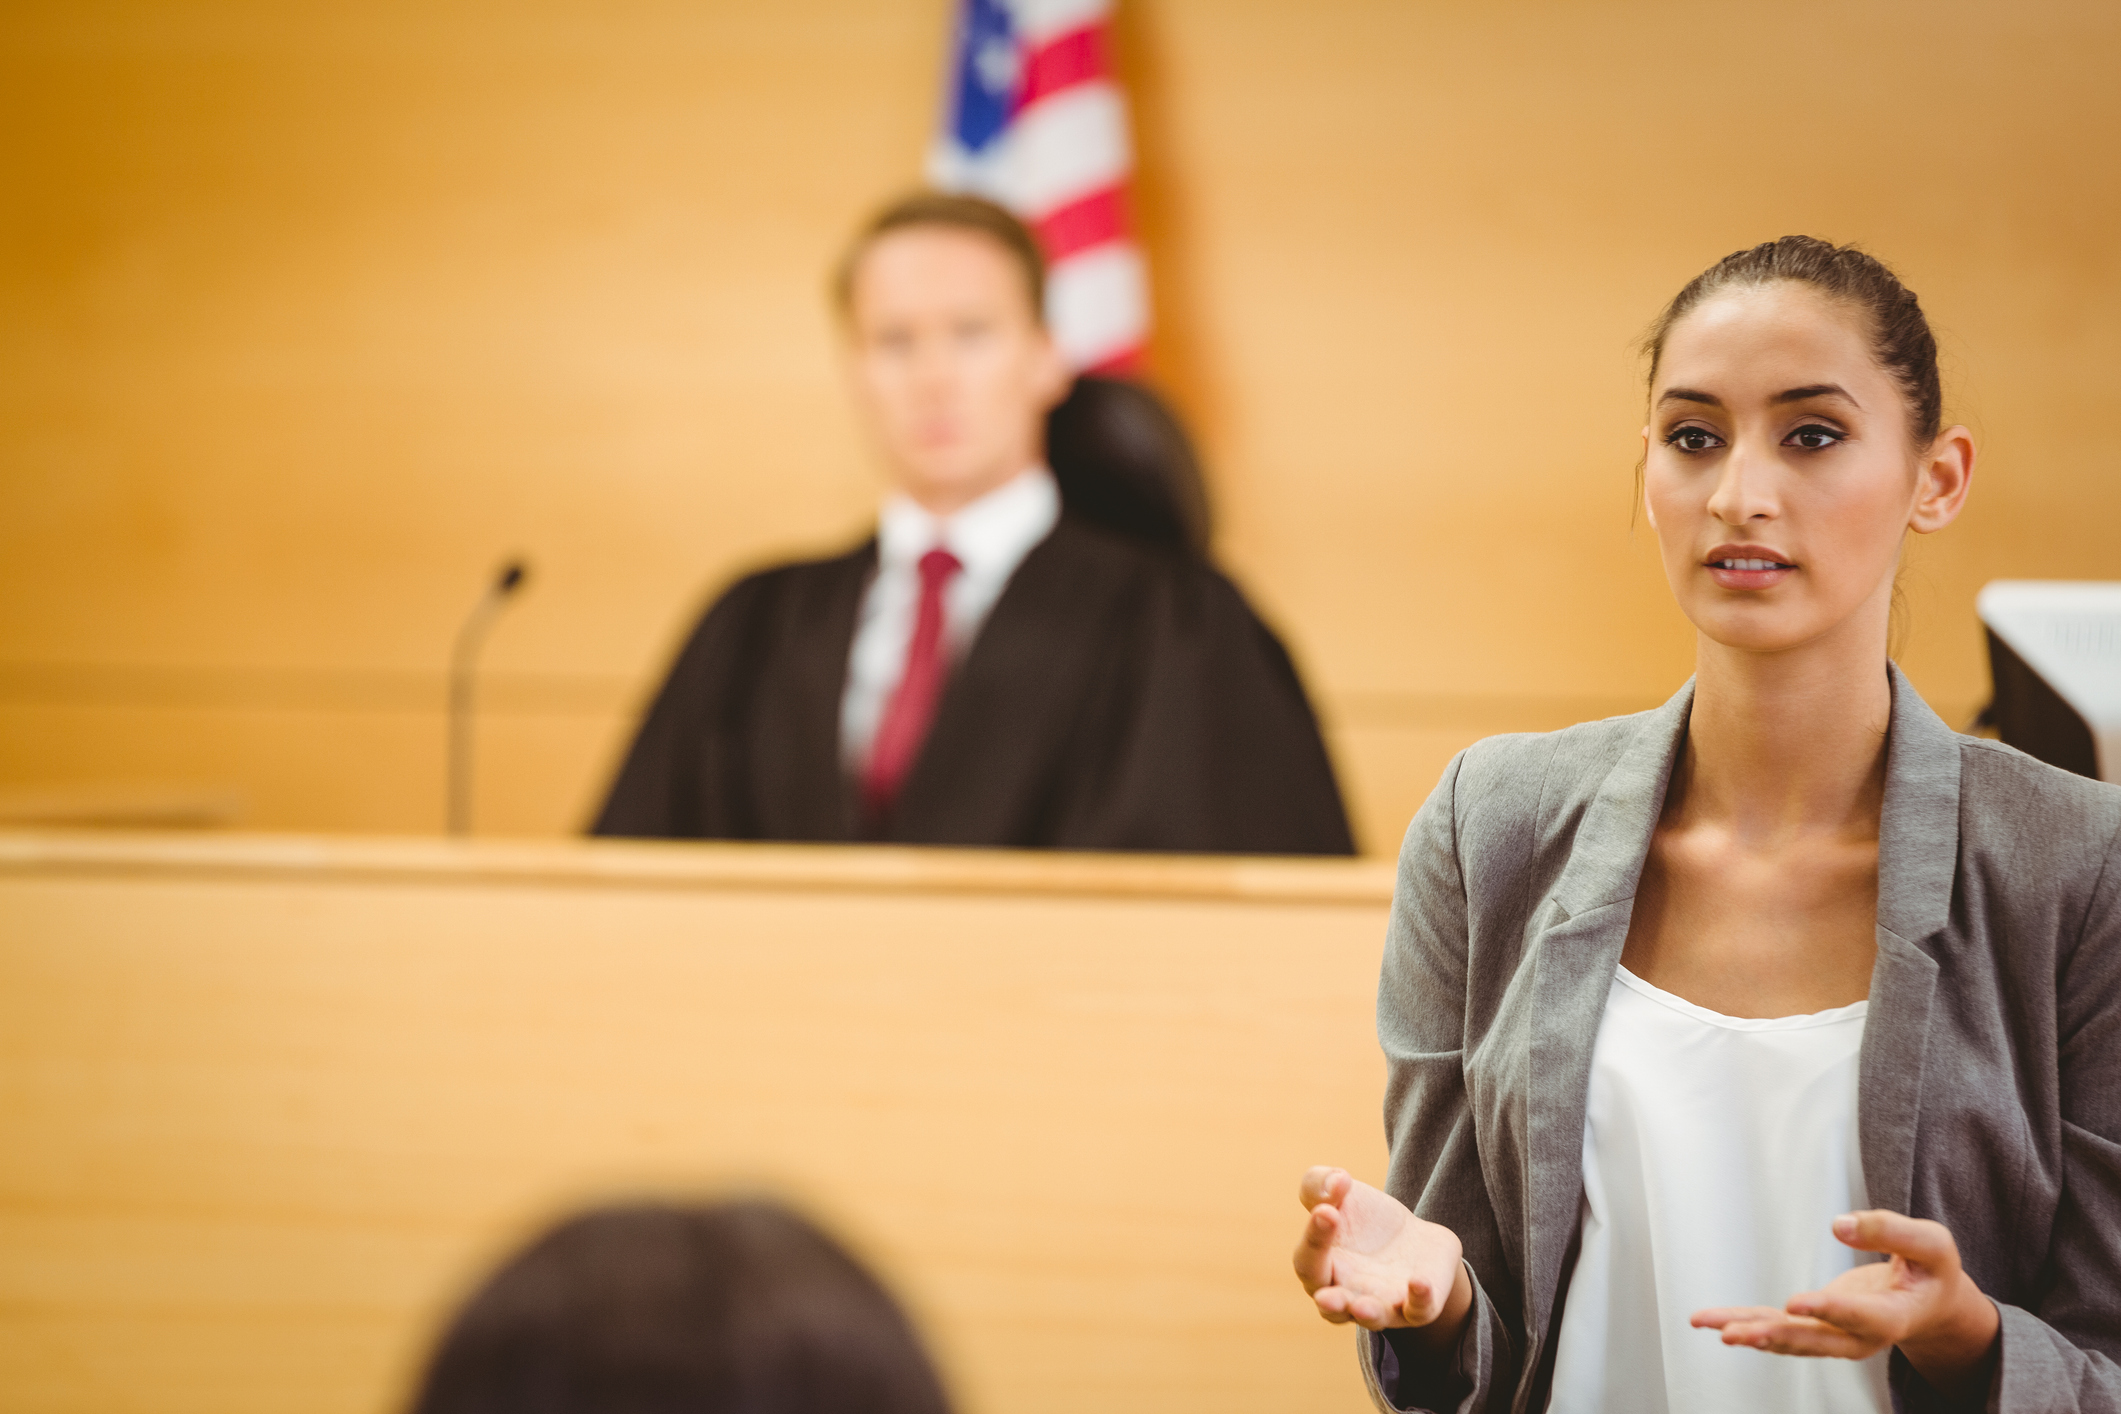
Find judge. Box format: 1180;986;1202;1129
592;192;1352;854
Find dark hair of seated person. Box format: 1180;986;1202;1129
1046;374;1212;556
406;1200;954;1414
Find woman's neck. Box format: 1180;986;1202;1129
1681;615;1893;843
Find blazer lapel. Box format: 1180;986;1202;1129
1523;680;1695;1355
1860;664;1961;1214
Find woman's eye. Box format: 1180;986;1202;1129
1786;424;1844;451
1666;427;1721;453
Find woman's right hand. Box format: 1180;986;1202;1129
1293;1166;1472;1344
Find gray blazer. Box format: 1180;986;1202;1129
1361;667;2121;1413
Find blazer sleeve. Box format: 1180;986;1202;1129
1992;814;2121;1412
1358;752;1520;1413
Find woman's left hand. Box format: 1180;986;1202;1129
1691;1210;2000;1398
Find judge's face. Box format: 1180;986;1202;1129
844;226;1068;516
1642;282;1971;658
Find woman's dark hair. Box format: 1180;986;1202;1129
1642;235;1943;448
1046;374;1213;555
407;1201;953;1414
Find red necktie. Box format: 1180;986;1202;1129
863;547;963;823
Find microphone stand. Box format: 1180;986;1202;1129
448;560;529;836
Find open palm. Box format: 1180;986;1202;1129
1692;1209;1998;1397
1292;1167;1463;1330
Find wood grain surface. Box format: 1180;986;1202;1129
0;832;1394;1414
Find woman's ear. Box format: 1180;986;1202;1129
1909;426;1975;535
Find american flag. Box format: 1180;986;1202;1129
927;0;1149;374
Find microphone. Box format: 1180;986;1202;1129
448;558;531;836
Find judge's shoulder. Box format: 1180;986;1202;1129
666;536;876;655
1018;513;1279;621
684;512;1271;641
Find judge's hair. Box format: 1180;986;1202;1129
833;191;1047;326
405;1200;954;1414
1642;235;1943;448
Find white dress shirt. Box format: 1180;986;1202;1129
1548;965;1889;1414
840;467;1062;772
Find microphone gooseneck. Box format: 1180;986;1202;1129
447;558;531;836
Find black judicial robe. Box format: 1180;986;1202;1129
592;516;1355;854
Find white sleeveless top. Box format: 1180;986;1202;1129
1547;966;1891;1413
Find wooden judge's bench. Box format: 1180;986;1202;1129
0;832;1395;1414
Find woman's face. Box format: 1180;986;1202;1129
1643;281;1970;657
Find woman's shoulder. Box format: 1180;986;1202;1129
1957;732;2119;801
1452;705;1669;802
1955;733;2121;860
1951;736;2121;982
1392;706;1677;907
1426;704;1679;863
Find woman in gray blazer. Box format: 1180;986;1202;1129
1293;236;2120;1413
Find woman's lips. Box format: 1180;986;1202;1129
1703;551;1796;591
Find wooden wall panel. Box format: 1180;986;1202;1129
3;0;2117;850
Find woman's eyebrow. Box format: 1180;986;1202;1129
1773;383;1858;405
1655;384;1861;410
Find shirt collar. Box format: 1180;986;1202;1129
877;467;1061;577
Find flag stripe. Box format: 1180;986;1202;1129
1010;0;1109;46
1046;241;1149;370
1004;82;1129;217
1034;186;1128;263
926;83;1128;218
1017;25;1105;111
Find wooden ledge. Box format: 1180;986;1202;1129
0;830;1397;906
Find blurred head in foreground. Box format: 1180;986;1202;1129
407;1200;953;1414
